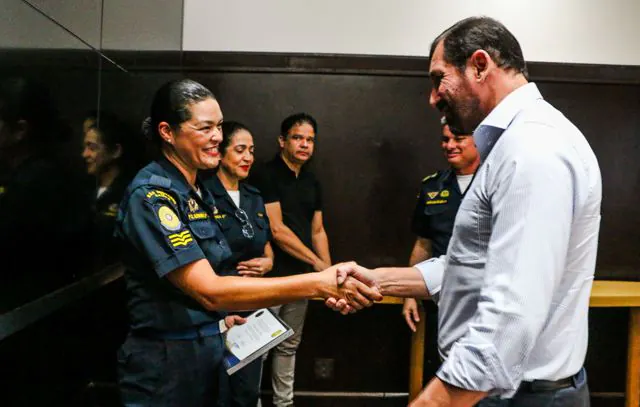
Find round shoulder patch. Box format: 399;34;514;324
158;205;182;231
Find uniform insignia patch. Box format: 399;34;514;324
168;230;193;247
214;214;227;220
213;206;219;215
188;198;199;213
158;205;182;231
440;190;450;198
427;191;439;199
146;190;177;205
257;212;264;218
188;212;209;221
426;199;447;205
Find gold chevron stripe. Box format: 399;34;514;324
171;238;193;247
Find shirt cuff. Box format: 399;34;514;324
437;341;518;398
413;256;444;298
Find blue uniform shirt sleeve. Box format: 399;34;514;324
120;187;207;278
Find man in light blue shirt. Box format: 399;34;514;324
328;16;601;407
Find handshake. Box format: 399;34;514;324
317;262;383;315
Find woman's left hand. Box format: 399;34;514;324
224;315;247;329
236;256;273;277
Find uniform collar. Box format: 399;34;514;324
157;155;192;195
208;172;254;210
477;82;543;130
157;155;214;205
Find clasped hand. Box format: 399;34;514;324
319;262;382;315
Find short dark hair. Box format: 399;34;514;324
429;16;528;79
280;112;317;138
144;79;215;145
220;121;251;156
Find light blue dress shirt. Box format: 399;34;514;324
416;83;602;397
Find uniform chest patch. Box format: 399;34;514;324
158;205;182;231
427;191;439;199
187;198;199;212
440;190;450;198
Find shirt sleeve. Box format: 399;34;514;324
413;255;445;304
314;177;323;211
250;169;280;204
410;186;431;238
436;137;575;397
119;187;207;278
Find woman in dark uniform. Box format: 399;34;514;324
81;114;139;264
115;79;379;406
203;121;273;407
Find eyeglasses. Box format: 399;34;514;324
235;208;255;239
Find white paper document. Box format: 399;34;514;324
223;308;293;375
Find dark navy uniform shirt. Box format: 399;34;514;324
411;169;464;258
249;154;322;276
115;157;232;332
203;175;271;276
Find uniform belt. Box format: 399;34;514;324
134;321;222;341
519;375;575;393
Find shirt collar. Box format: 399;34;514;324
274;153;305;177
207;173;227;198
478;82;543;130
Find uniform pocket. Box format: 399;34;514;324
190;221;232;267
254;217;268;229
423;204;448;216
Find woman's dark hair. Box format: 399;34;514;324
89;113;144;173
143;79;215;145
280;112;318;138
220;121;251;156
429;16;528;79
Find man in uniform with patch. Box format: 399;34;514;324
402;117;480;385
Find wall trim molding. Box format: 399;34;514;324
2;49;640;85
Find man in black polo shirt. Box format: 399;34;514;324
402;117;479;386
250;112;331;407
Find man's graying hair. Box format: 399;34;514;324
429;16;529;79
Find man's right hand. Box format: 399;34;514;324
325;262;381;314
402;298;421;332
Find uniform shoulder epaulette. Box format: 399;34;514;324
135;175;178;206
149;174;172;189
243;183;261;195
422;171;439;183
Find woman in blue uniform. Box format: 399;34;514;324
115;79;380;406
203;121;273;407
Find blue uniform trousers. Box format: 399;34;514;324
118;333;225;406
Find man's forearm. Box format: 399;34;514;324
373;267;431;299
312;230;331;265
272;225;323;267
410;377;487;407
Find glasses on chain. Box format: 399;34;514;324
235;208;255;239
